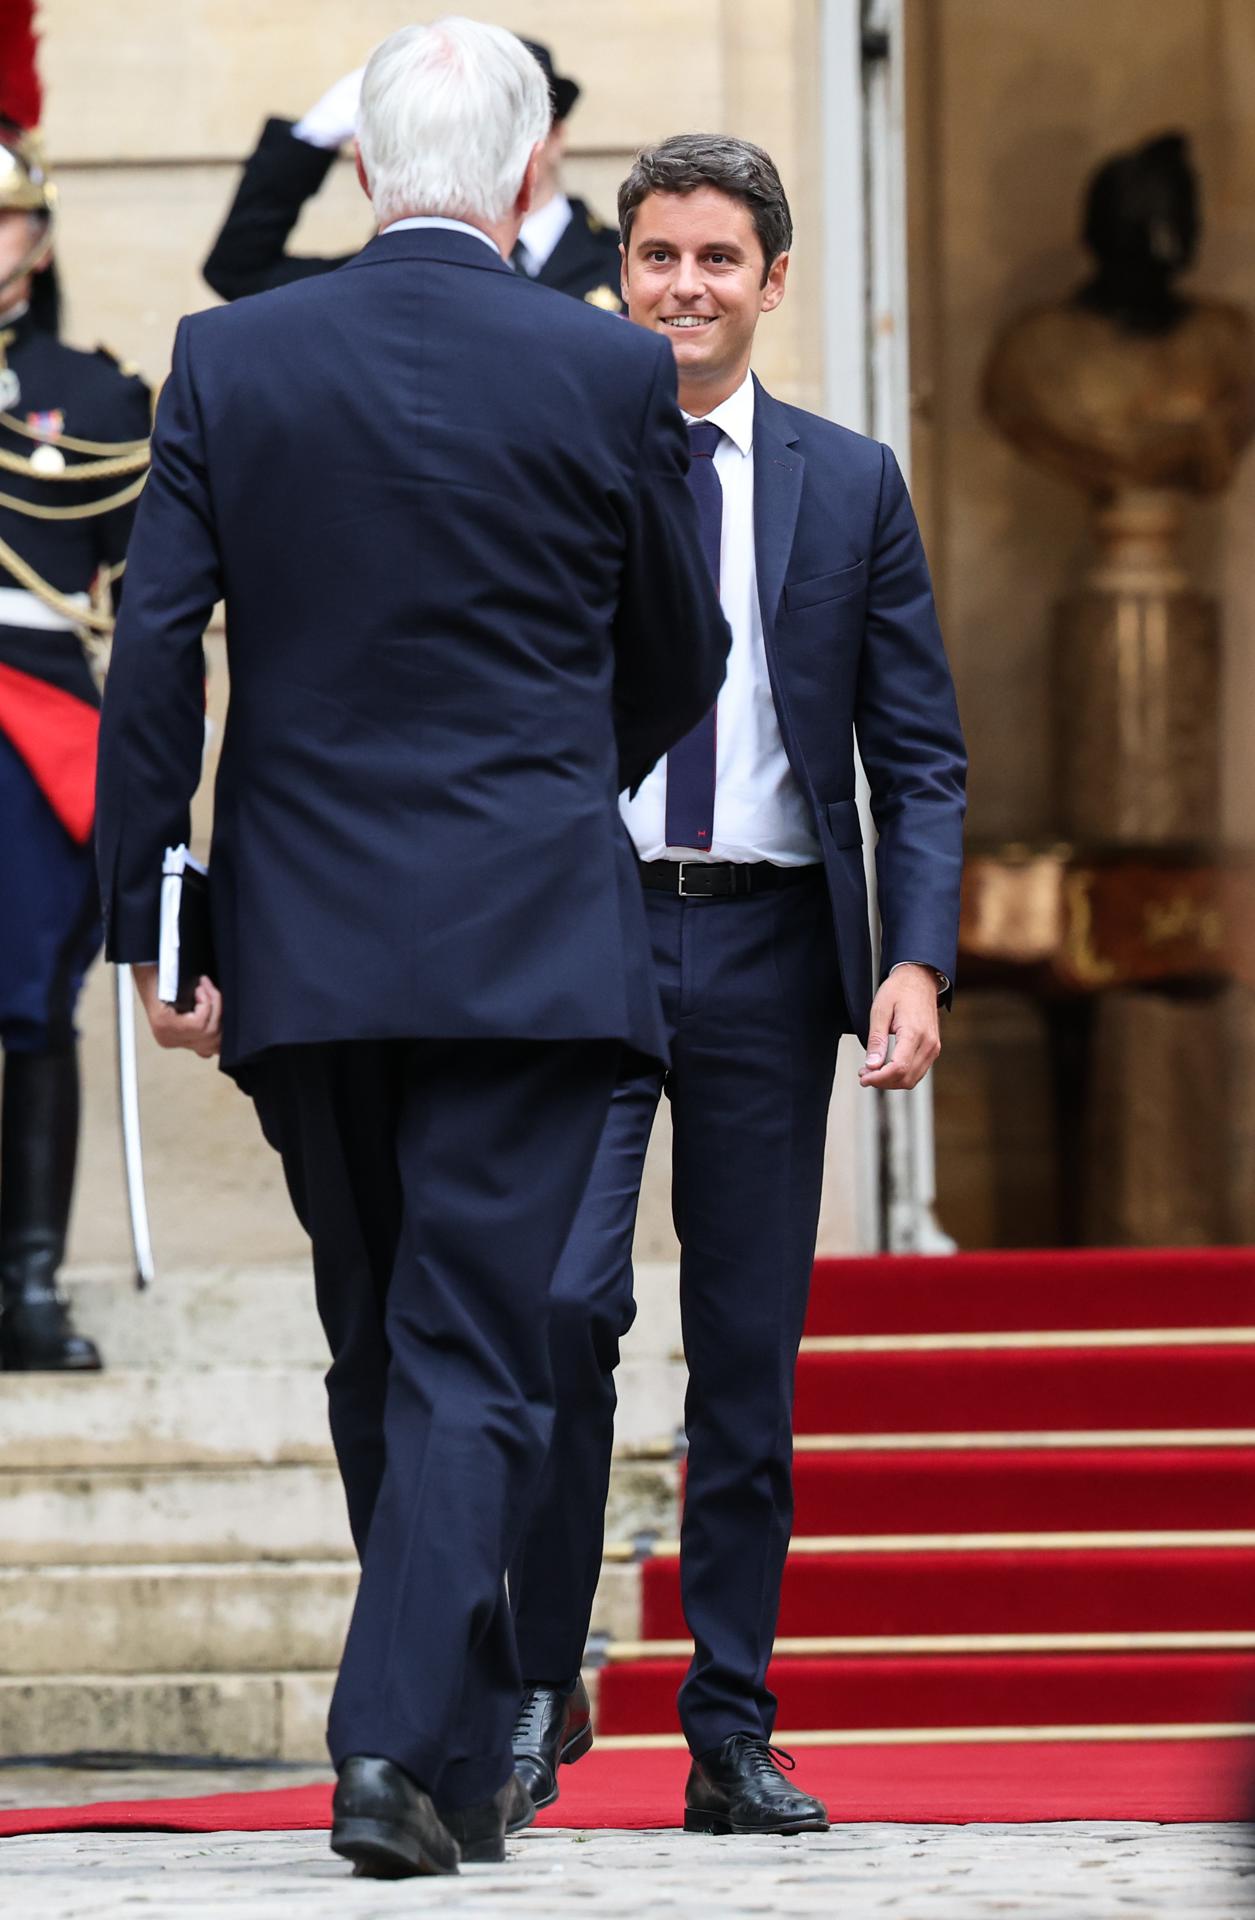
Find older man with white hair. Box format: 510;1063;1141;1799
95;17;727;1879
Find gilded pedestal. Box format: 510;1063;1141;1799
1055;496;1217;845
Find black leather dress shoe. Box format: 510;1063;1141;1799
684;1736;830;1835
442;1772;535;1863
512;1677;594;1810
331;1755;460;1877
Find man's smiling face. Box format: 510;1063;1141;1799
621;186;788;405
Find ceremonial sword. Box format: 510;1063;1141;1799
115;963;156;1289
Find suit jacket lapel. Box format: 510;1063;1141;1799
751;378;804;640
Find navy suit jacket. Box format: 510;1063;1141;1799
96;229;729;1074
752;380;965;1036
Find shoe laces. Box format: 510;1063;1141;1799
513;1688;547;1746
724;1735;797;1780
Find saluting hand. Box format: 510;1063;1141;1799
292;68;365;152
130;962;223;1060
859;964;942;1092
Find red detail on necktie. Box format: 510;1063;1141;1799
0;662;98;843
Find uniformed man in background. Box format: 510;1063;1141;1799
503;43;623;310
202;39;623;311
0;120;150;1369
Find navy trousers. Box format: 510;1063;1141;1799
250;1036;620;1808
0;729;101;1052
509;874;844;1754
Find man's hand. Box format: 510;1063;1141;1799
131;962;223;1060
858;964;941;1091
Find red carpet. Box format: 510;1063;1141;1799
641;1547;1255;1638
597;1249;1255;1773
805;1249;1255;1335
792;1344;1255;1434
8;1250;1250;1834
598;1651;1255;1731
791;1447;1255;1535
1;1740;1253;1835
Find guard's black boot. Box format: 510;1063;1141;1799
684;1736;829;1835
0;1045;103;1372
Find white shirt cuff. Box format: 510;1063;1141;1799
890;960;950;995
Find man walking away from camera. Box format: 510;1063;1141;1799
96;28;727;1879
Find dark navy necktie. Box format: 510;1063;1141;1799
665;421;723;850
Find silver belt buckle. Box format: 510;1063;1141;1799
676;862;696;897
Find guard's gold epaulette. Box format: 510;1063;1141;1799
94;342;145;381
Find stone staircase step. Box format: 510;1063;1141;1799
593;1356;686;1452
605;1456;681;1541
64;1265;325;1370
0;1255;677;1761
0;1371;332;1470
0;1371;681;1474
0;1562;356;1677
0;1560;640;1676
0;1672;333;1764
0;1457;678;1565
0;1667;604;1765
0;1465;354;1566
63;1259;684;1376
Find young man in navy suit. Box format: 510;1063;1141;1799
95;33;727;1879
510;134;967;1834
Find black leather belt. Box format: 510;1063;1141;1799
638;860;822;898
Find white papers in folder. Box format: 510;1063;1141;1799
158;845;209;1005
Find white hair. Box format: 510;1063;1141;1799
357;18;551;229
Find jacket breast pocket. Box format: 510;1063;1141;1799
784;560;866;613
824;798;863;850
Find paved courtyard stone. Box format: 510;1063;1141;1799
1;1805;1253;1919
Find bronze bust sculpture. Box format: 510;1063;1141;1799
984;134;1255;499
982;133;1255;847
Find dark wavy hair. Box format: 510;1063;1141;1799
618;133;793;284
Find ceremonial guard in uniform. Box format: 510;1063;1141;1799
0;123;150;1369
203;41;623;312
504;43;623;310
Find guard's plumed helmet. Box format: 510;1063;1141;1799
0;118;58;322
0;3;59;325
0;120;53;221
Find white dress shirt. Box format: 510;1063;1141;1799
514;193;573;277
620;372;821;866
381;216;502;257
